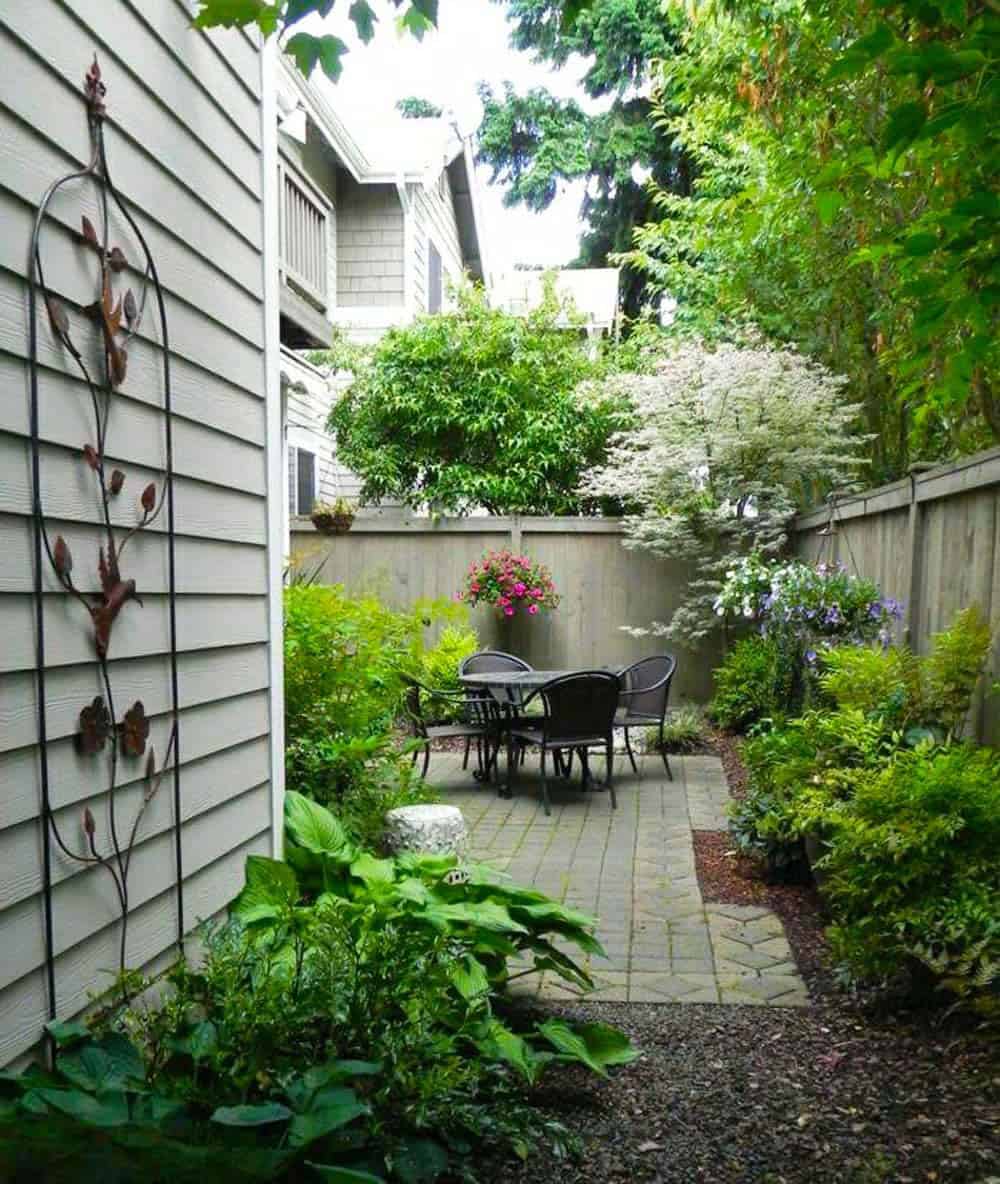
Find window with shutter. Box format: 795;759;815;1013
296;448;316;515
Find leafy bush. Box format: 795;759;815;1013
2;793;636;1183
823;745;1000;1001
646;705;706;754
328;284;624;515
284;585;478;828
709;635;792;732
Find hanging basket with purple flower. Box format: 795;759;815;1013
459;549;559;619
714;553;904;662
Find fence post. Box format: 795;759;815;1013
902;469;925;651
510;513;522;555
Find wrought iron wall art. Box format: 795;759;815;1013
27;58;183;1028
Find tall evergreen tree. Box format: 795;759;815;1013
477;0;691;314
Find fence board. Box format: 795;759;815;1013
793;447;1000;746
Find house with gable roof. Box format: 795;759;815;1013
275;56;491;529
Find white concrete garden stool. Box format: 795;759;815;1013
384;803;468;857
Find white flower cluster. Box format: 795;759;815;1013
579;340;867;641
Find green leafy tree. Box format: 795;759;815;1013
327;284;624;514
396;95;444;118
622;0;999;478
193;0;595;82
476;0;692;313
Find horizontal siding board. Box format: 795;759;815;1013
0;356;266;496
124;0;262;146
0;116;263;342
0;741;270;910
0;0;272;1070
175;0;262;100
0;10;262;242
0;829;270;1066
0;434;268;545
0;32;262;296
1;643;270;752
1;689;271;829
0;593;269;673
0;196;264;394
0;515;268;595
1;782;270;991
69;0;262;181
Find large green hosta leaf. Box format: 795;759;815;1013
536;1020;639;1077
56;1033;145;1094
231;855;299;924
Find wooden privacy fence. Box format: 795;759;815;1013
291;515;721;704
793;446;1000;747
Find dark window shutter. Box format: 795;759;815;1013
428;240;442;314
288;446;297;515
296;448;316;514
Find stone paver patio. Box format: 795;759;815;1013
434;750;809;1007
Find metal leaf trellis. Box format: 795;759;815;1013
28;57;183;1029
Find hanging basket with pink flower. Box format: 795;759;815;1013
459;549;559;619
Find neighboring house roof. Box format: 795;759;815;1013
494;268;622;332
277;56;488;284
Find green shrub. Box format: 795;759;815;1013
818;605;992;742
708;635;792;731
283;585;477;818
823;745;1000;1000
6;793;637;1182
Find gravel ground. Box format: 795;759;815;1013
487;999;999;1184
475;727;999;1184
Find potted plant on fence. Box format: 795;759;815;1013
311;497;356;535
458;550;559;622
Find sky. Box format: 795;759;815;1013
311;0;603;274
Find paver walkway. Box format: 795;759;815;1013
434;750;809;1007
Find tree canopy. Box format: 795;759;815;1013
325;286;624;515
621;0;999;478
476;0;691;314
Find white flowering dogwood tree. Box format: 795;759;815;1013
579;339;868;642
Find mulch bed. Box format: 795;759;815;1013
476;727;1000;1184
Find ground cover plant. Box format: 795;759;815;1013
283;584;478;844
728;606;998;1002
0;793;636;1183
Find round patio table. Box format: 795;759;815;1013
459;666;626;705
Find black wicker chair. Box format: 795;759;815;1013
616;655;677;779
459;650;533;774
505;671;620;816
401;675;499;781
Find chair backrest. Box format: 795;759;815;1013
460;650;532;675
620;655;676;720
538;671;620;744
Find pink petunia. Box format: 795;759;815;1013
513;581;526;597
528;604;539;615
498;596;510;607
531;588;543;598
503;605;515;617
470;582;480;593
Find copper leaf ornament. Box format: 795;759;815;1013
77;696;112;755
121;701;149;757
53;535;73;578
141;482;156;513
109;469;125;495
